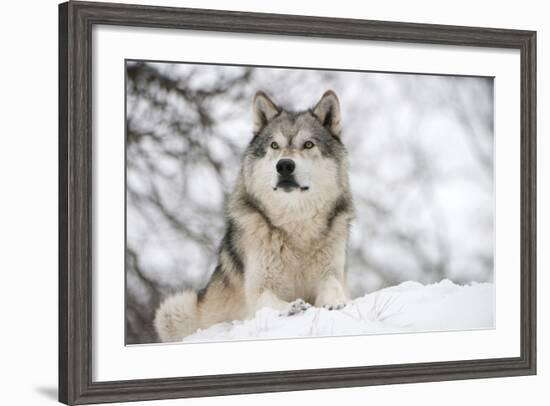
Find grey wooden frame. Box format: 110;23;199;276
59;1;537;404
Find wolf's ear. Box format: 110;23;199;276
253;91;280;134
312;90;342;137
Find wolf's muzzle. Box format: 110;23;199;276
274;159;308;192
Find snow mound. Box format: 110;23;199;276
183;279;495;343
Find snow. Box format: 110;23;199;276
183;280;494;343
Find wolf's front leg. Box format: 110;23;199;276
247;287;311;317
254;289;289;312
254;290;312;316
243;243;311;316
243;247;292;314
314;274;348;309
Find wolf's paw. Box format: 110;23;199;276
281;299;312;317
322;303;347;311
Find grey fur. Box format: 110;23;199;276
220;220;244;274
248;110;346;164
240;192;275;230
154;90;354;342
327;196;352;231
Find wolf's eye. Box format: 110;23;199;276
270;141;279;150
303;141;315;149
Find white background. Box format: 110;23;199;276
0;0;547;404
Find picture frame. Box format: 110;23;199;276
59;1;537;404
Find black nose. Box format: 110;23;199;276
276;159;296;176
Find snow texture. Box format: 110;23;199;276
183;280;494;343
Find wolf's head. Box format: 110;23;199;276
241;90;350;221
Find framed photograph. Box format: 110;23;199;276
59;1;537;404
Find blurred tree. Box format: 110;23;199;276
126;61;254;343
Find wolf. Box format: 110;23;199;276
154;90;354;342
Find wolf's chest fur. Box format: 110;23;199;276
238;210;349;304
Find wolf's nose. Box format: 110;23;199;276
276;159;296;176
